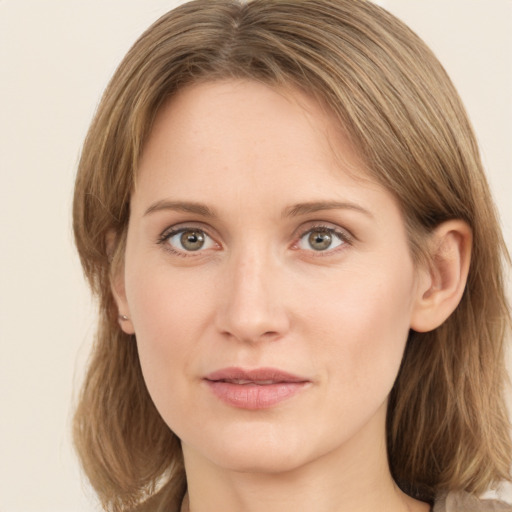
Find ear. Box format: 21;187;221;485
410;220;472;333
107;230;135;335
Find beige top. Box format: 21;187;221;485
433;492;512;512
180;492;512;511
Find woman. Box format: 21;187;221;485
72;1;512;511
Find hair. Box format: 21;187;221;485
72;1;512;511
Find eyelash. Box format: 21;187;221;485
157;226;217;258
293;223;352;256
157;223;353;258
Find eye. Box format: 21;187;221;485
297;227;346;252
162;228;216;253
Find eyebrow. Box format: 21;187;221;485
144;200;217;218
284;201;373;218
143;199;373;219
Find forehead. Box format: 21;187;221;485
145;79;342;155
140;80;369;177
133;79;395;220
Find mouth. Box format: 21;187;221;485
203;367;310;410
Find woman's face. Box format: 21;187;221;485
117;80;424;473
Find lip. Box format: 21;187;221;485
203;367;310;410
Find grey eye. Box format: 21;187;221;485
298;228;343;251
308;230;332;251
180;230;205;251
167;229;214;252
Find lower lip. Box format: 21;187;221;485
204;380;308;410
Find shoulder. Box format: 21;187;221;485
434;492;512;512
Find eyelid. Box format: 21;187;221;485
157;223;221;257
156;220;354;257
292;222;354;254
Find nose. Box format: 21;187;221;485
215;247;290;344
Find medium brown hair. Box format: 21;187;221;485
72;1;512;510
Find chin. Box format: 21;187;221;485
210;445;311;475
182;420;327;475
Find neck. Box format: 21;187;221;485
181;405;428;512
183;460;405;512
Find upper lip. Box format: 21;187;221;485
204;367;309;384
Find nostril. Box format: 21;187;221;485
214;282;290;343
220;329;282;344
261;331;282;341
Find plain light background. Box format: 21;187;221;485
1;1;511;511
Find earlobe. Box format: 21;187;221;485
410;220;472;333
107;230;135;335
112;273;135;335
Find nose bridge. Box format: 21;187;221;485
216;241;289;343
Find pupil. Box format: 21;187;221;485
181;231;205;251
309;230;332;251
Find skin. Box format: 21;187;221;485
114;80;470;512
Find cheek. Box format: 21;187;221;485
124;263;213;406
126;253;212;339
304;262;415;396
124;237;417;445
